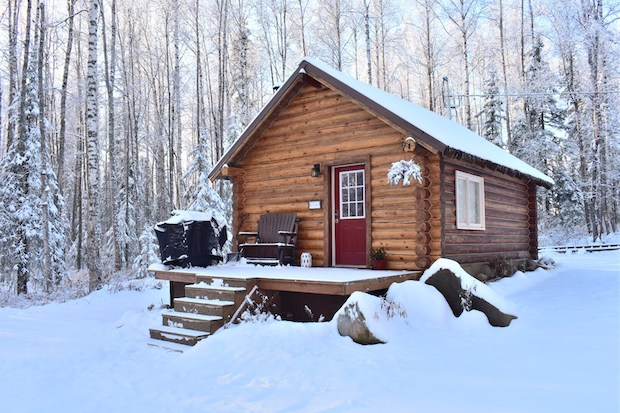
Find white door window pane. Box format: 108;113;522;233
339;170;365;219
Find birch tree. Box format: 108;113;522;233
86;0;102;291
579;0;619;238
314;0;351;71
255;0;291;84
438;0;488;130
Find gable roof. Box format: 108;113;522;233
210;57;554;187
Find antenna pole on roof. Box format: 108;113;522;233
442;76;457;120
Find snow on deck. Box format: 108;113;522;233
149;262;415;283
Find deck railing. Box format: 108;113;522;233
223;285;260;329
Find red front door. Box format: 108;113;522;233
333;164;367;266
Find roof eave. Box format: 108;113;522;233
208;70;310;180
298;60;446;155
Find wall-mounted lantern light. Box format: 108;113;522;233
402;137;416;153
311;163;321;177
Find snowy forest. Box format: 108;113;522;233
0;0;618;299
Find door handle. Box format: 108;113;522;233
335;209;339;224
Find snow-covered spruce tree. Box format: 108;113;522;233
132;226;159;278
512;38;565;175
0;68;42;294
513;37;566;217
548;170;584;227
182;124;231;256
480;68;504;148
0;26;66;295
183;131;228;227
37;3;68;290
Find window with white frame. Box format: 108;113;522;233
455;171;485;230
340;170;365;219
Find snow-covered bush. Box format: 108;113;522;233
387;160;422;186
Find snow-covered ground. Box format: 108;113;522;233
0;251;618;413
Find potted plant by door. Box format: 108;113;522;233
369;247;387;270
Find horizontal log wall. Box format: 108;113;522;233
233;84;440;270
441;156;536;264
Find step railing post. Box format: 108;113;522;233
223;285;260;329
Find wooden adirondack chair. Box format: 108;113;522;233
238;213;298;265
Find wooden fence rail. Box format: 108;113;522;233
539;244;620;253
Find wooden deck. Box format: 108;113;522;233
148;263;421;348
149;263;422;296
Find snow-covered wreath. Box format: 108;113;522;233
387;160;422;186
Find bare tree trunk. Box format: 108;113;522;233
36;2;53;291
57;0;76;192
16;0;34;295
498;0;512;150
173;0;183;208
164;17;176;210
297;0;308;56
418;0;436;111
101;0;121;270
334;0;343;70
71;24;85;270
461;22;472;129
86;0;102;291
6;0;20;151
72;136;84;269
520;0;527;117
377;0;388;89
364;0;372;84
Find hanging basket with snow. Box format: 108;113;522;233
387;160;422;186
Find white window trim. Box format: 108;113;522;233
455;170;486;230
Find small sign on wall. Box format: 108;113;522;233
308;200;321;210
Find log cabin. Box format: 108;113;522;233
149;58;555;346
209;57;554;277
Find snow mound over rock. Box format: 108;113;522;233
335;259;519;344
421;258;518;327
385;280;455;327
334;292;392;345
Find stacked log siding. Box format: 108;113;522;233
441;156;537;264
232;84;440;270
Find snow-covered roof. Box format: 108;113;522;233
210;57;554;186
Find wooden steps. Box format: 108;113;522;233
148;325;211;346
149;277;251;347
185;282;246;304
195;275;248;288
174;297;236;318
162;311;223;334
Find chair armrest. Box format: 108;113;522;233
278;230;297;244
238;231;258;244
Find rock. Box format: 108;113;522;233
470;295;517;327
337;301;385;345
423;269;465;317
423;264;517;327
